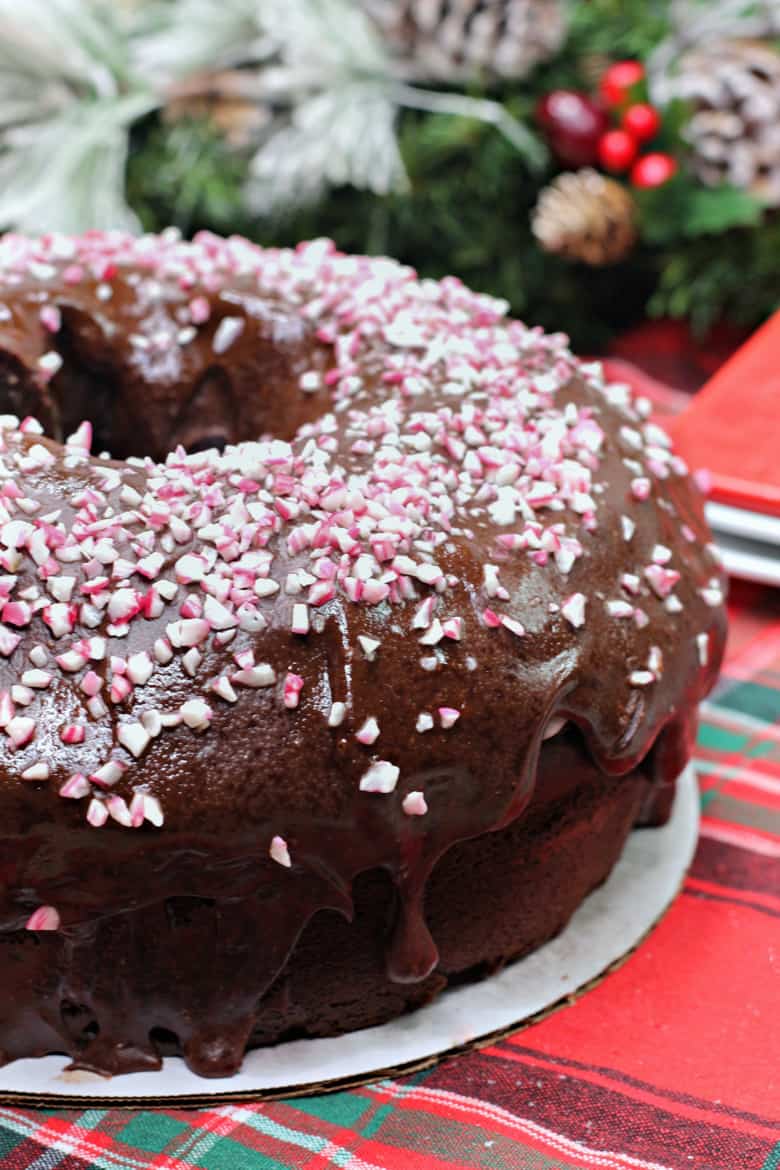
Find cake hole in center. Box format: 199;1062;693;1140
0;324;239;461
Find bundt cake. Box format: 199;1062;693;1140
0;231;726;1077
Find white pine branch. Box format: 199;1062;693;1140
246;81;407;213
0;95;155;233
0;0;153;233
0;0;130;97
131;0;272;83
0;0;549;229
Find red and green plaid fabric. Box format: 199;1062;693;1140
1;578;778;1170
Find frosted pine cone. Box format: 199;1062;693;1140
673;39;780;206
363;0;567;82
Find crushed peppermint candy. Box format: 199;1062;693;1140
283;673;304;709
142;795;164;827
37;351;63;381
269;834;292;867
561;593;586;629
700;582;724;607
299;371;321;393
606;599;634;619
60;773;90;799
358;635;381;661
60;722;85;745
22;761;50;781
90;760;126;789
107;794;133;827
212;315;245;355
40;305;62;333
127;651;154;685
696;632;709;667
647;645;664;678
25;905;60;931
87;797;109;827
118;721;151;758
645;564;680;599
419;618;444;646
7;716;35;747
179;698;213;731
291;603;310;635
355;716;380;745
402;791;428;816
212;675;237;703
621;572;641;595
233;662;276;688
328;701;346;727
359;760;400;794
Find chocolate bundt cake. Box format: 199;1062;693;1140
0;231;726;1078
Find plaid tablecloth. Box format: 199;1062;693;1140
0;578;777;1170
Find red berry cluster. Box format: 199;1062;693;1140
597;62;675;188
536;61;677;189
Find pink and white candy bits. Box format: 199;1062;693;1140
0;230;720;836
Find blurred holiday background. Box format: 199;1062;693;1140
0;0;777;369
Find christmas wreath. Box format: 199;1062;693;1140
0;0;777;350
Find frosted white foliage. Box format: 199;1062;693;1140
0;0;543;230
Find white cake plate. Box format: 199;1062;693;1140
0;766;699;1105
705;501;780;588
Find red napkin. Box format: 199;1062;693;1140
664;311;780;516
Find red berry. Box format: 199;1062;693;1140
597;129;638;173
631;152;678;188
535;90;609;167
599;61;645;108
622;102;661;142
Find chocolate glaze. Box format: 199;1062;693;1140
0;731;652;1078
0;232;726;1077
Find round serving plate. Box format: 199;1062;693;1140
0;766;699;1106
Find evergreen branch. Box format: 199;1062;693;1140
392;83;547;171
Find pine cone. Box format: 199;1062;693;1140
673;39;780;206
164;70;271;149
532;169;637;267
363;0;566;82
